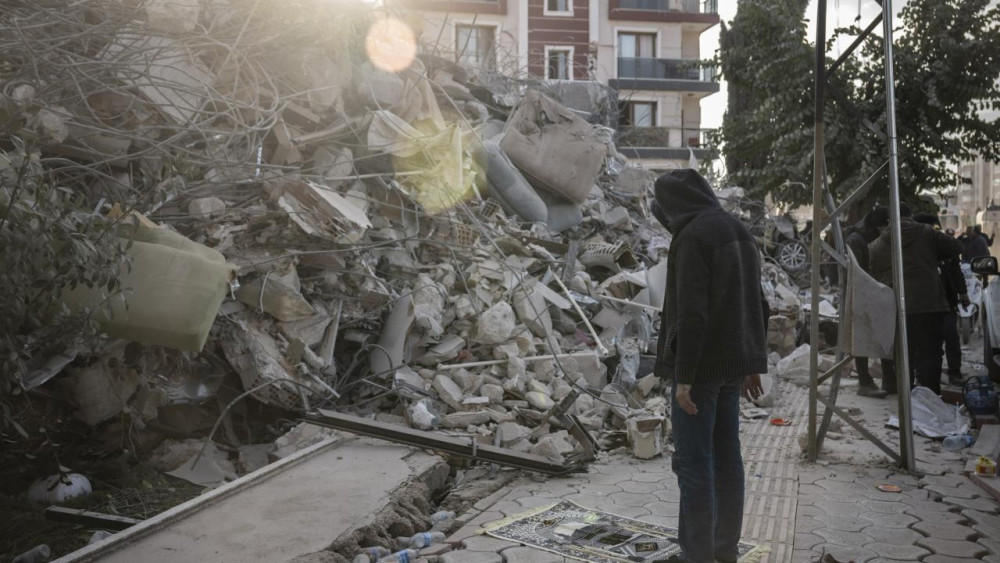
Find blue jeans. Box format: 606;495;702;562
671;380;745;563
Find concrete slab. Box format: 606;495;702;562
57;438;446;563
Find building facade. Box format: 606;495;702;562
393;0;720;171
956;155;1000;225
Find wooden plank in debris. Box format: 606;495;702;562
306;409;584;476
45;506;142;531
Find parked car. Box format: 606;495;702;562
969;255;1000;382
723;196;810;275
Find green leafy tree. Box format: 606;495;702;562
717;0;814;204
717;0;1000;209
853;0;1000;195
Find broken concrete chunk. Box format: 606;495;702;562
512;280;553;338
527;379;553;397
480;383;504;404
221;327;322;410
474;302;515;344
501;91;607;204
412;274;446;337
602;206;633;232
498;422;532;446
394;367;426;396
551;377;573;401
432;374;465;411
451;369;484;394
531;432;574;464
637;374;658;397
506;356;526;380
188;197;227;219
236;276;316;322
493;342;521;360
525;391;554;410
443;410;491;428
279;314;332;349
575;354;608;389
420;336;465;366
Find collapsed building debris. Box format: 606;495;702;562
2;1;831;510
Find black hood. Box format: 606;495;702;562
650;169;720;234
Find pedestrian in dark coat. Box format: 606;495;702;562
650;169;769;563
869;205;963;395
965;225;990;261
914;214;968;385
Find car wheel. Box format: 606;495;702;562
776;240;809;272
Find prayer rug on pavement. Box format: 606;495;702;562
482;499;769;563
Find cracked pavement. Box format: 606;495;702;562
440;382;1000;562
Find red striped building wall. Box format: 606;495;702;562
527;0;590;79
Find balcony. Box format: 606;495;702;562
609;58;720;93
391;0;506;15
616;126;715;161
610;0;720;26
617;0;716;13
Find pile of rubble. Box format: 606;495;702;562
3;0;684;475
4;0;835;486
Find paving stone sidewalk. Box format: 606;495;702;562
441;382;1000;563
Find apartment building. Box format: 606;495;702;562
956;155;1000;225
392;0;720;171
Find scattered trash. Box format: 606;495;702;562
770;417;793;426
975;456;997;477
942;434;975;452
876;484;901;493
28;473;92;504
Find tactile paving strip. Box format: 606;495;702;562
739;381;808;563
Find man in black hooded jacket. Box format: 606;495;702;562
650;169;769;563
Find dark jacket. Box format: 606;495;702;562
869;219;963;315
651;169;769;385
966;234;990;261
845;218;881;273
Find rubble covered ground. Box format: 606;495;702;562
2;1;997;562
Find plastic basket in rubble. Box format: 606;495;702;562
964;375;999;420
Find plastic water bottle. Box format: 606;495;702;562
430;511;455;525
358;547;391;560
352;555;372;563
407;531;446;548
377;549;419;563
942;434;975;451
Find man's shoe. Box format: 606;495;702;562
858;385;888;398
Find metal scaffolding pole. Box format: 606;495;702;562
808;0;916;471
807;0;827;463
881;0;917;471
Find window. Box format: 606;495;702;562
456;25;496;69
618;32;656;59
620;101;656;127
545;0;572;15
546;48;573;80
